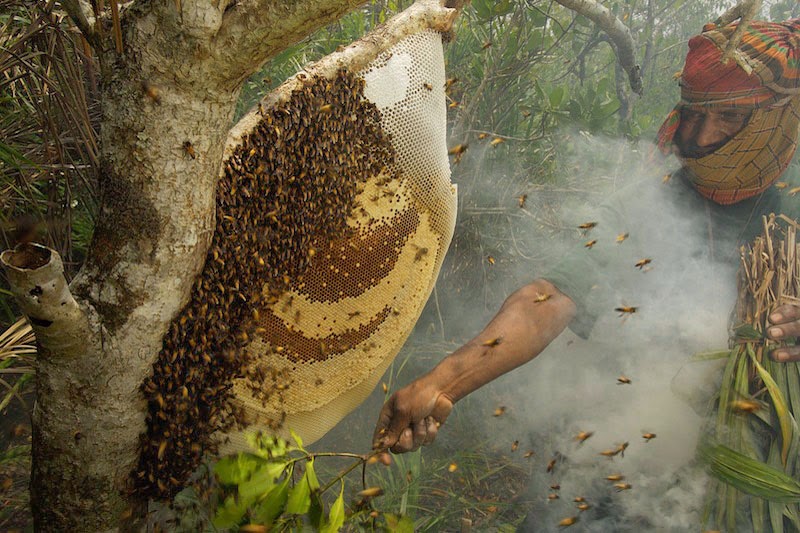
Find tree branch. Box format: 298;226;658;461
223;0;461;159
714;0;762;65
60;0;99;47
554;0;643;95
1;244;95;355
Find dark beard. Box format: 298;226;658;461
677;137;732;159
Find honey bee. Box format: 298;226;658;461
381;382;388;394
577;503;591;511
483;337;503;347
635;258;652;270
487;255;496;265
548;493;560;500
731;398;761;413
448;101;459;108
534;293;552;303
182;140;196;159
789;186;800;196
615;442;629;457
448;462;458;472
672;70;682;80
547;458;558;473
512;440;519;452
490;137;505;147
775;181;789;189
574;431;594;443
617;375;632;384
414;246;429;261
662;173;672;184
521;110;532;118
615;306;638;317
423;83;433;91
348;311;361;319
616;233;629;243
444;77;458;90
239;525;268;533
642;432;656;442
493;405;506;417
318;104;333;113
448;144;468;156
578;222;597;231
357;486;384;498
477;133;489;140
614;483;632;491
558;516;578;527
550;483;560;490
599;449;617;458
157;441;167;461
482;40;493;49
518;194;528;208
605;474;625;482
584;239;598;249
141;81;161;104
524;450;535;458
573;496;585;503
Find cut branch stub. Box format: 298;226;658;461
1;244;93;356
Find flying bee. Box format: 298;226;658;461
482;337;503;348
477;133;489;140
574;431;594;444
662;173;672;184
357;487;384;498
444;77;458;90
775;181;789;189
635;258;652;270
487;255;496;265
550;483;560;490
573;496;585;503
577;503;591;511
448;101;459;108
615;442;629;457
490;137;505;147
182;140;196;159
605;474;625;482
141;81;161;104
482;40;493;49
584;240;597;249
521;110;532;118
493;405;506;417
558;516;578;527
672;70;682;80
534;293;552;303
614;483;632;491
578;221;597;232
642;432;656;442
511;440;519;452
548;493;560;500
423;82;433;91
617;375;632;384
616;233;629;243
448;462;458;472
524;450;535;458
599;449;617;458
789;186;800;196
615;306;638;317
448;143;468;156
730;398;761;413
547;458;558;473
518;194;528;208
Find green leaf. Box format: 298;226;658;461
212;495;248;528
286;468;313;514
238;461;287;502
734;323;764;340
749;349;795;465
320;483;345;533
290;428;304;450
384;514;415;533
690;349;732;362
548;86;566;108
214;453;264;486
253;475;291;525
699;443;800;503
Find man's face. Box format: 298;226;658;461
676;106;753;158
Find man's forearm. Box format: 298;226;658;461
427;279;576;403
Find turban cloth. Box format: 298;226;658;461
656;19;800;204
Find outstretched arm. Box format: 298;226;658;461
373;278;576;453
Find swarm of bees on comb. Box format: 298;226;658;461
134;70;397;499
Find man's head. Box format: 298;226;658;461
657;19;800;204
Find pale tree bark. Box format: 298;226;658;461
0;0;460;530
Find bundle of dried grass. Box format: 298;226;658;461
701;214;800;532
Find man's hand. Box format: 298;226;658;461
372;377;453;455
768;304;800;361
